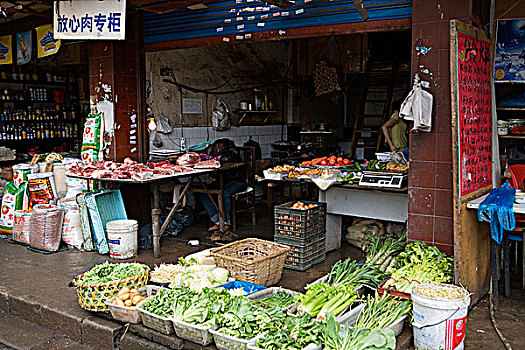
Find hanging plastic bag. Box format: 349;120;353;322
478;183;516;244
155;115;173;134
27;172;58;209
212;100;231;131
314;60;341;96
152;132;164;148
81;113;103;150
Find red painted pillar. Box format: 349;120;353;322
408;1;474;255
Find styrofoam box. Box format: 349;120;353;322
263;170;285;180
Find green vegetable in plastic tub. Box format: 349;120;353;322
324;313;396;350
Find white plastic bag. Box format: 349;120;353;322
212;100;231;131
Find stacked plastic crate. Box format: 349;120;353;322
274;201;327;271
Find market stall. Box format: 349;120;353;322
68;232;466;350
263;155;409;251
67;160;244;258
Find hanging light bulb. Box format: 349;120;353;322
148;117;157;131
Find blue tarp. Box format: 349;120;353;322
143;0;413;45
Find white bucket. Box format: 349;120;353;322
106;220;138;259
412;283;470;350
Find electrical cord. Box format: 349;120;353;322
489;279;513;350
163;60;293;95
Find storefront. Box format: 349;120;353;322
1;0;515;349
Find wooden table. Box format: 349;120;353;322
68;163;244;258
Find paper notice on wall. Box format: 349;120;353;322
183;98;203;114
95;100;114;132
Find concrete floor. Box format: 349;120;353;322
0;207;523;349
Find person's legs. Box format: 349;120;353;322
222;181;248;226
199;193;219;225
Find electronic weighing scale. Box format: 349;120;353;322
359;171;408;188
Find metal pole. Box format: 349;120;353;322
152;183;161;258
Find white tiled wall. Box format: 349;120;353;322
150;125;286;159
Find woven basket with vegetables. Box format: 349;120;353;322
70;262;150;312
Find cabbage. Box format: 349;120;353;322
210;267;229;285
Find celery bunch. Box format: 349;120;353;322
296;282;359;319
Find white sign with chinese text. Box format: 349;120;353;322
53;0;126;40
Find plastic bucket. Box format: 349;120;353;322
106;220;138;259
12;164;38;188
412;283;470;350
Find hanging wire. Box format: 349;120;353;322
163;59;293;95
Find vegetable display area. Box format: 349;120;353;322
71;238;468;350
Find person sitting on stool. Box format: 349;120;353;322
200;139;247;241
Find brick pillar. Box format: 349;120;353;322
88;12;144;162
87;13;150;225
408;1;473;255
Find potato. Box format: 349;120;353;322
132;295;143;305
114;298;125;306
130;289;138;294
124;299;133;307
117;287;130;297
118;293;130;301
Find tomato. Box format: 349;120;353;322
336;162;343;167
328;155;336;161
343;159;350;165
320;160;328;166
329;159;336;166
337;157;343;163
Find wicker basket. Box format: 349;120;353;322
70;268;150;312
210;238;290;287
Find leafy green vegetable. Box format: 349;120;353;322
353;294;411;330
324;313;396;350
384;241;454;293
172;287;232;326
254;314;326;350
295;283;359;319
251;290;296;310
364;231;407;272
326;259;388;290
141;287;195;318
78;262;148;284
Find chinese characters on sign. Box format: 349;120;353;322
53;0;126;40
457;31;492;197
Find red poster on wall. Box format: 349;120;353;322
455;30;492;198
